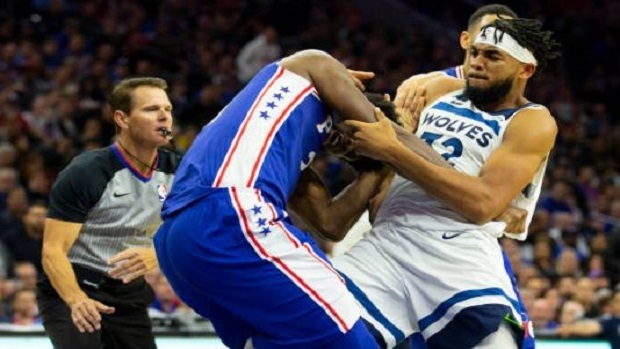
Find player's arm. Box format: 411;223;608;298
396;74;465;132
557;320;602;337
281;50;450;168
288;166;388;241
346;107;557;224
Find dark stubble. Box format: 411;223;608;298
464;76;513;108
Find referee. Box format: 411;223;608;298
37;77;180;349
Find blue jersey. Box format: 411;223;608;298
163;63;332;215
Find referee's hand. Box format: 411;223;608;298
69;296;115;333
107;247;158;283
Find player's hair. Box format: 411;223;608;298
467;4;518;30
343;93;403;172
109;77;168;114
365;92;402;126
483;18;562;73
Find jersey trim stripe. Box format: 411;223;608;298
418;287;520;332
229;187;352;333
340;272;405;342
213;66;285;187
252;190;344;284
247;84;314;187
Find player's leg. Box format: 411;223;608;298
476;322;518;349
501;249;535;349
156;189;377;348
332;225;414;349
155;209;252;349
404;229;523;349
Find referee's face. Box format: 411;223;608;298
128;86;174;146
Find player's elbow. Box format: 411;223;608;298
316;221;346;242
465;199;498;225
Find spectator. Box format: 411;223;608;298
0;288;41;325
559;290;620;349
236;26;281;83
531;298;559;332
0;186;28;236
1;201;46;273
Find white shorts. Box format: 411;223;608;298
332;221;523;348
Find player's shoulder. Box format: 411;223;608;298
513;103;555;126
508;103;558;144
279;49;337;80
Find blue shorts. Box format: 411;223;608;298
154;188;378;349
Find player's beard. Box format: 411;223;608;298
464;76;513;107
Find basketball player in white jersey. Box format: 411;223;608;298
334;17;561;349
396;4;518;132
333;5;521;258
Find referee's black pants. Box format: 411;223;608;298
36;264;157;349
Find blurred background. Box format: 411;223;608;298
0;0;618;347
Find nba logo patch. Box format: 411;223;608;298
157;184;168;202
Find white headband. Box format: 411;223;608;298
474;26;538;66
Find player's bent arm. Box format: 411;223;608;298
41;218;88;306
383;108;557;224
280;50;378;124
422;75;465;104
288;167;387;241
394;72;447;108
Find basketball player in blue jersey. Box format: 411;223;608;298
336;18;561;349
153;49;449;349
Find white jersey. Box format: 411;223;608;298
375;90;548;240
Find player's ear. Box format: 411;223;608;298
519;64;536;79
460;31;470;50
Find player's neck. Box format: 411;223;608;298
116;136;158;175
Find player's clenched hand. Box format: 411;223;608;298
347;69;375;91
107;247;158;283
344;107;398;161
69;296;115;333
494;206;527;235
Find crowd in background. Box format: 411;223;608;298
0;0;618;340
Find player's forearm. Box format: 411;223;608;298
384;142;502;224
322;171;387;240
289;169;385;241
42;248;88;306
309;53;377;124
394;126;451;168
